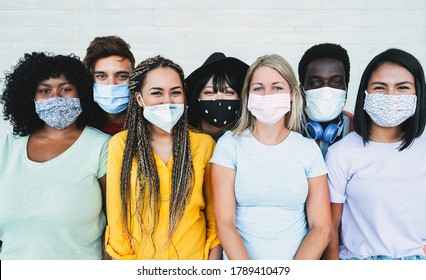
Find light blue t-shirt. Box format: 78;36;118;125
0;126;110;260
210;130;326;259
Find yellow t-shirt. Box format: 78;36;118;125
105;130;219;259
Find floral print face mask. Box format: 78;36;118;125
363;91;417;127
34;97;82;129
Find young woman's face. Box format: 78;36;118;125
136;67;184;107
367;62;415;96
198;75;239;101
34;74;78;101
250;66;291;95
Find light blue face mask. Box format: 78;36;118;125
93;83;130;114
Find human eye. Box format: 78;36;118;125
38;87;50;94
273;86;284;91
94;73;106;80
117;73;129;81
150;91;162;96
252;86;263;92
306;79;321;88
202;90;215;96
372;86;385;91
171;90;183;97
330;78;344;88
225;89;236;95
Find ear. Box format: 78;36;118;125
134;92;145;108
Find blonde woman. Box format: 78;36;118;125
105;56;220;259
210;54;331;260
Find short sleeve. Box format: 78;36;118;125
209;131;237;169
96;137;110;179
325;144;348;203
306;140;327;178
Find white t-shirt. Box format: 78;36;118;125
211;130;326;259
325;132;426;259
0;126;110;259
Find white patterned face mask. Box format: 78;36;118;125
363;91;417;127
34;97;82;129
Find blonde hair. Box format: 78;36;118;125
233;54;304;135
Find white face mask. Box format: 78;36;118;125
247;93;291;125
141;100;184;133
363;91;417;127
304;87;346;122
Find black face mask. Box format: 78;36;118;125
198;99;241;128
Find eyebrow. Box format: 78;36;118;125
93;71;130;74
37;82;72;87
252;82;286;85
370;81;414;86
149;86;183;91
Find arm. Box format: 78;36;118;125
203;156;223;260
322;203;343;260
211;163;249;260
98;175;112;260
294;174;331;260
104;135;135;259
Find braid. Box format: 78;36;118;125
119;56;193;258
169;106;194;239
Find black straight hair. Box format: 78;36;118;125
187;71;240;128
353;48;426;151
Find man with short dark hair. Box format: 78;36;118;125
298;43;354;156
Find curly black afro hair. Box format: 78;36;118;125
298;43;350;87
1;52;104;136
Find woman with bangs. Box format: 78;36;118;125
185;52;249;141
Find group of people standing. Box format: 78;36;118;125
0;35;425;261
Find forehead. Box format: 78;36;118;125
143;67;182;87
369;62;414;82
305;58;345;78
252;66;287;83
93;55;132;72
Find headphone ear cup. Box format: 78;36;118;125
305;121;323;140
323;123;339;143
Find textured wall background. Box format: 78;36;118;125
1;0;425;137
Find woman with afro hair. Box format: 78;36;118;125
0;52;111;259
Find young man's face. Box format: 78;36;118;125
304;58;347;91
93;55;132;85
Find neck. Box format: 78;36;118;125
252;117;290;145
148;123;174;142
36;122;82;140
369;123;404;143
106;111;127;124
200;119;224;139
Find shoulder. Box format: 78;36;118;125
288;131;317;147
0;133;26;148
327;132;363;157
189;129;215;149
109;130;128;147
343;110;354;119
83;126;111;142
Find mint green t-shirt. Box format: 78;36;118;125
0;126;110;259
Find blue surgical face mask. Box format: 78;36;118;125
34;97;82;130
93;83;130;114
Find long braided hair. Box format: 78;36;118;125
121;56;194;257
